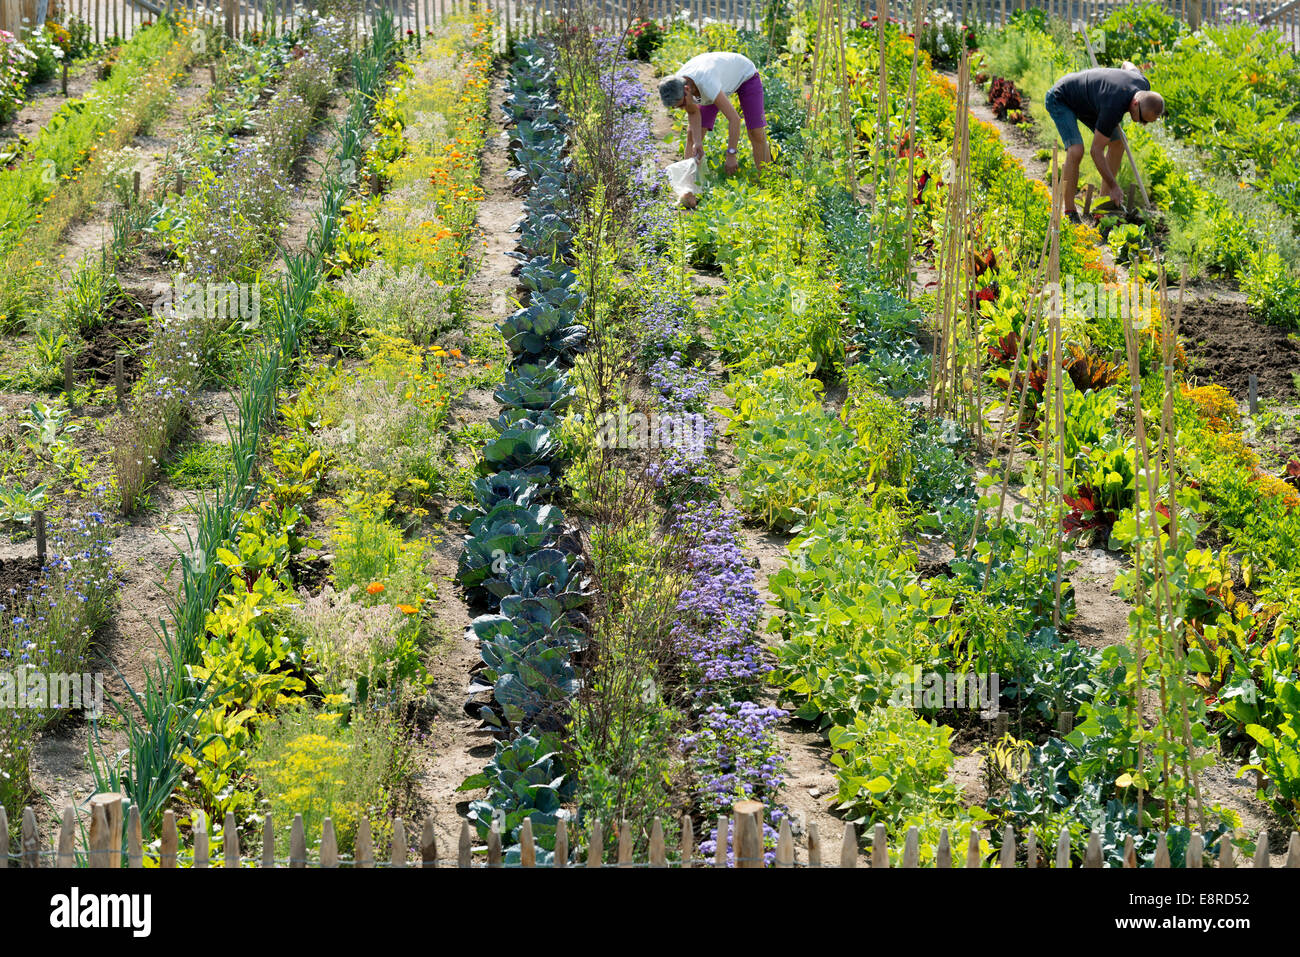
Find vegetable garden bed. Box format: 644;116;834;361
3;0;1300;877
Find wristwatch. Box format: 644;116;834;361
726;147;738;155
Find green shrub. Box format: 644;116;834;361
1242;249;1300;329
1092;2;1182;66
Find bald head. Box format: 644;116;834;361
1134;90;1164;123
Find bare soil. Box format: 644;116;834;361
74;316;149;385
1180;292;1300;403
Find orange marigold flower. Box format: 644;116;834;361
367;582;386;595
397;603;418;614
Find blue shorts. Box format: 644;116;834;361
1045;87;1083;149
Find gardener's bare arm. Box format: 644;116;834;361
684;99;704;161
716;94;743;173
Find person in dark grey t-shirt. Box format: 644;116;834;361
1044;63;1164;222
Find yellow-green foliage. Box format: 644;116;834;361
328;490;437;613
302;333;456;508
252;707;401;858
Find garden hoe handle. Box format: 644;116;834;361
1080;29;1152;212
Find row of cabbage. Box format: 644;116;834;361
454;39;590;862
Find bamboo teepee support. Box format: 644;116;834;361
902;0;923;297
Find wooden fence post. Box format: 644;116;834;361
90;793;122;868
649;818;667;868
840;822;858;868
21;807;38;868
58;806;76;867
1253;831;1269;868
899;826;918;868
391;817;408;868
1219;835;1235;869
1084;831;1102;868
999;826;1016;868
871;822;888;868
223;811;240;868
587;820;603;867
617;820;634;866
1154;831;1170;868
357;816;374;868
262;814;275;868
555;818;568;868
733;800;763;868
194;811;209;868
289;813;306;868
321;819;338;868
457;820;472;868
485;819;501;868
128;806;143;868
1055;828;1071;868
775;819;794;868
161;811;177;868
421;815;437;867
520;818;536;867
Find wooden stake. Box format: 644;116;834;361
34;510;46;565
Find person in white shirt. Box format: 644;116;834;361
658;51;772;176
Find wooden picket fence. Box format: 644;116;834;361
9;0;1300;52
4;794;1300;867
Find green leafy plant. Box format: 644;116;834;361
829;706;962;827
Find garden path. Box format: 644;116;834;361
409;73;521;854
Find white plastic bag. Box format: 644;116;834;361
665;157;704;206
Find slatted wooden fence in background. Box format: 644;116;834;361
3;794;1299;867
9;0;1300;51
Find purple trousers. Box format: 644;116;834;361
699;72;767;133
